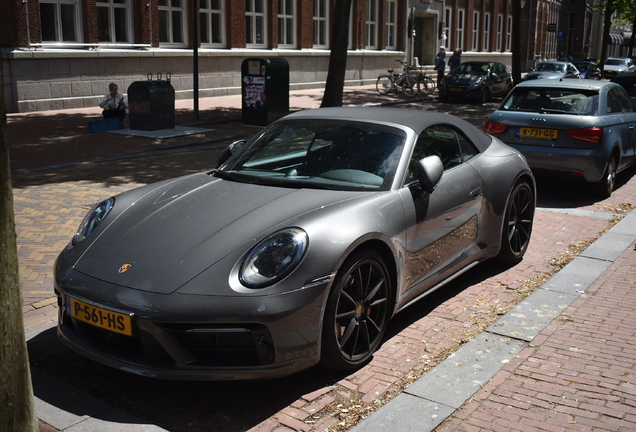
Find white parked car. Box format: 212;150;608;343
602;57;636;79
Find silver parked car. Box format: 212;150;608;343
520;61;582;82
485;79;636;197
602;57;636;79
55;107;535;380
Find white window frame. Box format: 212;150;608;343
472;11;479;51
506;15;512;52
483;13;490;52
158;0;187;47
313;0;329;48
200;0;225;47
496;14;503;52
246;0;267;48
443;7;451;50
455;8;465;51
96;0;132;44
366;0;378;49
39;0;82;43
385;0;397;50
278;0;296;48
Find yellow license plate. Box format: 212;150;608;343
449;87;463;92
68;297;133;336
518;127;558;139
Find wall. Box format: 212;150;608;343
2;49;405;113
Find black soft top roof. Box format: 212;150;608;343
284;107;492;153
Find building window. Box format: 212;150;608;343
506;15;512;51
443;7;451;50
366;0;378;49
39;0;81;43
158;0;186;45
472;11;479;51
246;0;266;47
313;0;328;48
278;0;295;47
386;0;397;50
200;0;224;47
97;0;130;43
483;13;490;51
455;9;464;51
496;14;503;52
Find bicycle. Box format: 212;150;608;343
376;60;419;97
411;67;436;95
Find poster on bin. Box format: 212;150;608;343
244;76;266;111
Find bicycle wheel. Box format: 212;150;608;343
376;75;393;95
402;75;419;97
420;76;436;95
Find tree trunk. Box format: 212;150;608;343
600;0;614;66
0;53;39;432
320;0;353;108
511;0;522;83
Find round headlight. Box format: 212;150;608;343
240;228;308;288
72;198;115;245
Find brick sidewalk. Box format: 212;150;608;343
437;237;636;431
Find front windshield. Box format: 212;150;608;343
535;63;566;73
217;119;407;191
455;63;489;75
500;87;599;115
605;59;628;66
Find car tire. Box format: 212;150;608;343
496;181;534;265
320;250;391;371
376;75;393;95
595;156;617;199
479;88;490;104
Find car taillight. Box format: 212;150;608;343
567;127;603;144
483;120;507;134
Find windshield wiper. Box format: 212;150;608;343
213;170;253;183
538;108;567;114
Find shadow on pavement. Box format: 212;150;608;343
27;256;514;432
28;326;348;432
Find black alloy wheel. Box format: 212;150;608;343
320;250;391;370
497;181;534;264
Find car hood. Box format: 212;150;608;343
72;173;364;294
444;74;480;86
522;71;563;80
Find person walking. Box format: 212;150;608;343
435;47;446;88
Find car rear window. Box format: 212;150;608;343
500;88;599;115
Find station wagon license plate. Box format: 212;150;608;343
449;87;464;92
517;127;558;140
67;296;133;336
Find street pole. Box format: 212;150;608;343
193;1;199;120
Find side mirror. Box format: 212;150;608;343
416;155;444;193
217;140;247;167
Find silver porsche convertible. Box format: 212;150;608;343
55;107;535;380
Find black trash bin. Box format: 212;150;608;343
128;73;175;131
242;58;289;126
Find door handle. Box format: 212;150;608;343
470;188;482;198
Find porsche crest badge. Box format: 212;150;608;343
119;264;132;273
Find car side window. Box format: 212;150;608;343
409;125;478;181
614;87;636;113
607;90;623;114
